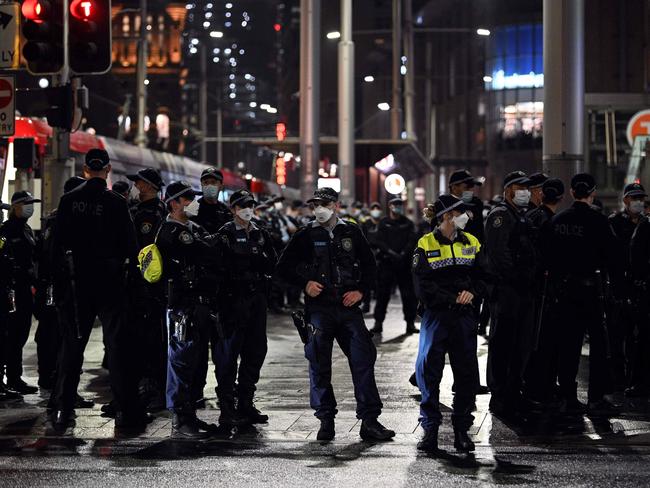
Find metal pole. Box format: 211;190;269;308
338;0;355;201
216;106;223;169
391;0;402;139
199;43;208;163
403;0;416;141
542;0;585;182
299;0;321;200
135;0;148;148
425;38;436;202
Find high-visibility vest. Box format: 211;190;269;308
416;231;480;270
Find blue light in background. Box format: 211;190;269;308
486;23;543;90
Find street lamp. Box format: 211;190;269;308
327;31;341;39
364;75;375;82
476;28;491;36
210;30;224;38
377;102;390;111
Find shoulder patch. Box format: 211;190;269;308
221;234;230;244
412;253;420;268
426;250;441;258
492;216;503;228
140;222;153;235
179;231;194;244
341;237;353;251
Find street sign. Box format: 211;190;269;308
0;75;15;136
385;173;406;195
626;109;650;147
0;3;19;69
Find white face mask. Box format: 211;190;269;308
629;200;645;215
461;190;474;203
452;212;470;230
22;203;34;219
513;189;531;207
236;208;254;222
313;206;334;223
350;208;361;217
274;202;283;211
184;199;200;217
370;209;382;219
202;184;220;200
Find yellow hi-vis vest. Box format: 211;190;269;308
416;231;480;270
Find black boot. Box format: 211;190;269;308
317;418;335;441
0;382;23;401
405;321;419;334
360;418;396;441
7;378;38;395
218;396;249;426
417;427;438;451
171;413;209;440
238;400;269;424
52;410;74;431
453;429;475;452
370;322;383;334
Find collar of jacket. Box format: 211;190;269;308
433;226;470;246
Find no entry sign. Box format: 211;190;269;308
0;75;15;136
626;109;650;147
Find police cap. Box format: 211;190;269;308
449;169;484;187
11;190;41;205
570;173;596;195
352;200;364;208
307;187;339;204
542;178;565;200
388;197;404;206
64;176;86;193
164;180;202;203
111;180;130;196
200;167;224;182
528;172;549;189
623;182;647;198
291;199;305;209
503;171;532;189
85;148;110;171
126;167;164;190
433;194;468;218
370;201;381;209
229;189;257;207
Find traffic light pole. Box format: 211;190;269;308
44;0;72;214
338;0;355;202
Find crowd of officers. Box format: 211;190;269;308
0;148;649;452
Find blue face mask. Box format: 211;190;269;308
391;205;404;215
202;184;220;200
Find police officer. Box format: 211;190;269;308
213;189;277;426
49;149;145;431
371;197;419;334
360;202;382;313
527;172;549;210
157;181;221;439
111;180;131;200
0;191;40;395
277;187;395;442
413;195;487;452
485;171;537;417
126;168;168;411
609;182;647;391
193;167;232;234
543;173;618;415
447;169;485;242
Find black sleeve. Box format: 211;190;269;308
276;228;312;289
411;246;457;306
631;219;650;280
353;225;377;297
261;228;278;276
484;210;516;283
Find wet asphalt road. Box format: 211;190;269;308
1;300;650;487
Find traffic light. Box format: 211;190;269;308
21;0;64;74
69;0;112;74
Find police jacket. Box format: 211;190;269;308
484;201;536;288
191;197;232;235
0;216;36;285
276;219;377;307
156;216;221;299
130;197;167;249
412;227;487;311
609;210;642;280
525;204;555;274
542;201;619;281
464;196;485;243
36;211;57;284
629;216;650;281
217;220;277;286
361;218;381;252
375;215;417;264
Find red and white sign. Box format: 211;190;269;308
626;109;650;146
0;75;15;136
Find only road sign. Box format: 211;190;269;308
0;75;15;136
0;3;19;69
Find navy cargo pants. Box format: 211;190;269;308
416;307;478;431
305;304;383;420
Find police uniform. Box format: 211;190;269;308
543;173;618;413
213;189;277;425
447;170;487;243
412;195;486;452
0;191;39;394
49;149;143;430
192;167;232;234
277;187;394;442
126;168;168;410
372;197;418;334
484;171;537;415
157;181;221;438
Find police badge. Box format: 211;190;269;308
412;253;419;268
179;231;194;244
341;237;353;252
141;222;153;234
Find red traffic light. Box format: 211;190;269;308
70;0;96;20
22;0;50;23
274;23;282;32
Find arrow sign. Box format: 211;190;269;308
0;3;19;69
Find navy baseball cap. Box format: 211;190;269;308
623;183;647;198
11;190;41;205
388;197;404;205
528;172;549;189
433;194;468;218
542;178;565;200
111;180;130;195
571;173;597;194
126;168;164;190
307;187;339;204
164;180;202;203
229;189;257;207
85;148;110;170
503;171;532;189
449;169;484;187
200;167;224;182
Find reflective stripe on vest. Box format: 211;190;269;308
416;231;480;270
